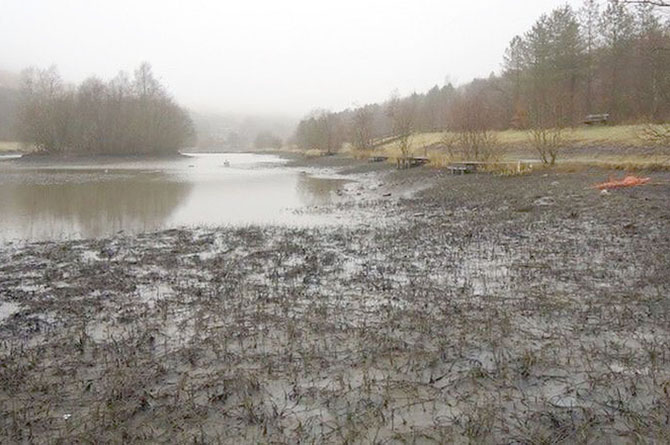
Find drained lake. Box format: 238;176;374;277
0;153;347;242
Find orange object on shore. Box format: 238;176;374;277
595;175;651;190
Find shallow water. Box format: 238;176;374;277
0;153;347;242
0;301;22;323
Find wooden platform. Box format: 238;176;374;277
396;157;429;169
447;165;471;175
447;160;533;174
368;156;388;163
447;161;484;174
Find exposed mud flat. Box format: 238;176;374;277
1;159;670;443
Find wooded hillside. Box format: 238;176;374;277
294;0;670;151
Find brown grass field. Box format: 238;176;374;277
336;124;670;171
0;141;20;153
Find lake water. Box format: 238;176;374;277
0;153;347;242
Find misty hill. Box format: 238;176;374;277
190;112;296;152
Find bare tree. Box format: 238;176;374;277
580;0;601;114
638;123;670;144
17;63;194;155
527;93;569;166
17;66;67;152
294;109;343;154
133;62;163;99
444;87;503;162
442;130;500;162
318;112;343;154
528;127;566;165
350;106;374;150
624;1;669;6
386;92;416;159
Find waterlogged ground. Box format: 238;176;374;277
1;160;670;443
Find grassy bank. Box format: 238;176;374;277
377;124;659;150
0;141;20;153
336;124;670;171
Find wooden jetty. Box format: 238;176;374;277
397;156;429;169
447;160;533;174
368;155;388;163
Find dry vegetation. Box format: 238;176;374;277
344;125;670;170
0;142;20;153
375;125;668;151
1;166;669;443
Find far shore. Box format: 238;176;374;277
4;120;670;171
0;151;196;167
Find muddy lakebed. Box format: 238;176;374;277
1;155;670;443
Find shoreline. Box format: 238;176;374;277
1;156;670;442
11;151;186;162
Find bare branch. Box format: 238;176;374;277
623;1;669;6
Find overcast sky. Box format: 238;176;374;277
1;0;582;116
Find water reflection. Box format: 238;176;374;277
0;172;193;240
0;153;347;242
296;173;346;206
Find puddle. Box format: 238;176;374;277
0;301;22;323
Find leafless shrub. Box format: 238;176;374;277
294;109;344;154
387;92;416;159
444;87;504;162
350;106;375;151
441;129;502;161
637;123;670;146
528;127;566;165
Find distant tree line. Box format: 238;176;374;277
293;109;347;154
0;87;19;141
190;112;293;151
253;131;282;149
17;63;194;155
293;0;670;151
